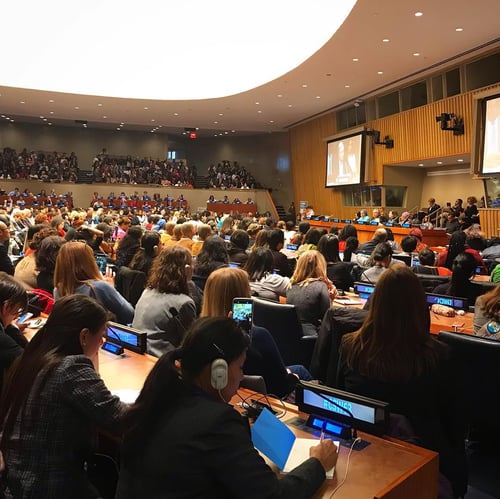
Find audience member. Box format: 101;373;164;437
116;317;336;498
0;273;28;388
337;265;466;497
317;234;353;292
115;225;143;269
360;243;400;284
433;252;486;306
227;230;250;266
0;222;14;275
357;228;387;256
201;267;311;396
473;284;500;339
244;248;290;301
53;241;134;324
128;231;160;277
0;295;126;497
35;235;65;294
268;228;292;277
133;246;196;357
338;225;357;252
412;248;452;276
286;251;337;337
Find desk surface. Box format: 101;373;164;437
236;389;438;499
96;348;438;499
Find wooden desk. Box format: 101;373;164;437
309;220;449;247
237;389;439;499
207;202;257;215
332;294;474;336
95;349;439;498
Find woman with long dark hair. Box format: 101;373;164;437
434;252;486;306
243;247;289;301
128;230;160;277
317;234;354;291
116;317;337;498
337;265;466;496
0;295;126;498
192;235;229;290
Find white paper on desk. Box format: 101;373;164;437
334;298;361;305
111;389;140;404
283;438;339;478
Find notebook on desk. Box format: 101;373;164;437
251;408;338;478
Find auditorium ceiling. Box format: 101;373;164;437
0;1;499;138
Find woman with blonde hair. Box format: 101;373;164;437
201;267;312;397
133;245;196;357
286;250;337;336
53;241;134;325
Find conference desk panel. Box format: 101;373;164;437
309;220;449;247
97;350;438;498
207;202;257;215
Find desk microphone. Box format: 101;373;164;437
314;391;358;440
103;328;125;356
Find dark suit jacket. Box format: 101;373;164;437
0;242;14;275
0;322;28;389
116;392;325;499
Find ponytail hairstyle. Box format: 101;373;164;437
121;317;249;460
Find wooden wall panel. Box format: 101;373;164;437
290;83;500;219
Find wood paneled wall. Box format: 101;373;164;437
290;84;500;219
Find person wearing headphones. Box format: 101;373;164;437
116;317;338;498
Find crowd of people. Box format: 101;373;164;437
207;160;260;189
0;147;79;182
91;155;195;186
1;197;499;497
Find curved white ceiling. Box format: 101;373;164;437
1;0;356;100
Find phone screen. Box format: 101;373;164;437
232;300;253;332
18;312;33;324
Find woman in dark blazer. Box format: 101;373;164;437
117;317;337;498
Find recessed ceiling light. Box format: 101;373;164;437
345;85;350;88
455;27;463;32
151;119;155;122
218;113;224;116
377;71;384;75
415;11;423;17
214;134;218;137
257;110;262;114
43;118;47;121
50;111;54;114
116;128;121;131
255;102;260;105
144;107;149;110
20;101;25;104
39;116;44;119
269;120;274;123
74;106;79;110
437;161;443;165
382;38;390;43
213;121;218;124
48;123;52;126
277;94;283;98
173;112;179;116
413;52;420;56
10;120;14;123
315;96;321;99
288;104;293;107
97;103;103;107
102;116;107;119
352;58;359;62
224;131;228;134
231;130;235;133
49;99;54;103
301;84;308;88
418;163;424;167
457;159;464;162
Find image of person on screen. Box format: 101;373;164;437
326;138;359;186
